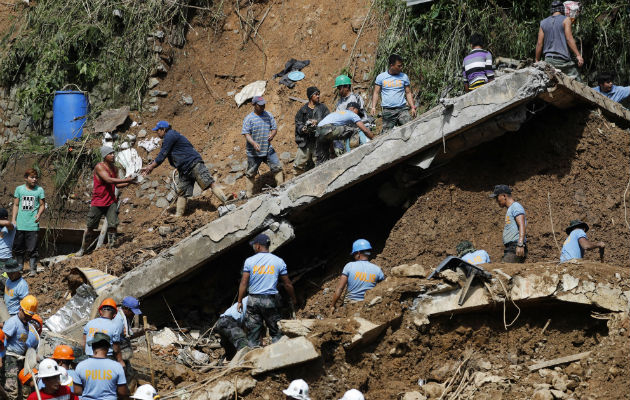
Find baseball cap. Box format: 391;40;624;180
346;102;364;117
121;296;142;314
152;120;170;131
0;208;8;220
100;146;114;159
489;184;512;198
88;332;111;346
249;233;271;246
251;96;266;105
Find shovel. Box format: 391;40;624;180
24;348;41;400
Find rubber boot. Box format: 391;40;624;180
211;185;229;205
107;232;117;248
175;196;187;217
245;177;256;198
28;257;37;277
274;171;284;187
15;255;24;272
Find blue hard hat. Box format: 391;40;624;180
351;239;372;255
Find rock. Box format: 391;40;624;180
552;374;568;392
476;359;492;370
279;151;293;162
391;263;427;278
421;382;444;399
191;377;257;400
18;119;29;133
166;191;176;202
230;160;247;172
440;269;466;284
223;173;243;186
230;336;319;375
350;14;366;32
182;94;194;105
137;129;147;138
217;204;236;217
166;363;190;384
402;392;427;400
368;296;382;306
148;77;159;89
341;43;347;51
8;114;21;127
158;226;172;236
148;105;159;113
550;390;566;399
155;197;169;208
148;97;158;104
430;363;454;382
532;389;554;400
140;182;151;190
151;180;159;188
149;89;168;97
413;314;430;328
389;342;409;357
153;327;178;346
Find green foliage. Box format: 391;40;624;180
373;0;630;110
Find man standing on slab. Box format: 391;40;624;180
490;185;527;263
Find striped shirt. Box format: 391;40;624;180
462;49;494;88
241;111;277;157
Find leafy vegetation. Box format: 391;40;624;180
372;0;630;110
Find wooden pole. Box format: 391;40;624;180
143;316;156;387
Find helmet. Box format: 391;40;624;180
58;366;73;386
334;75;352;87
38;359;62;378
351;239;372;255
282;379;311;400
456;240;475;257
52;345;75;361
339;389;365;400
30;314;43;333
20;295;38;316
99;298;118;312
131;384;159;400
0;329;5;344
18;368;37;385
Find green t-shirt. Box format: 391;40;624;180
14;184;45;231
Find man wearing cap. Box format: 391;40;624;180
330;239;385;314
560;220;605;263
76;146;137;256
0;208;16;268
141;120;229;217
490;185;528;263
215;296;249;359
75;332;129;400
242;97;284;197
315;103;374;165
535;1;584;80
370;54;417;133
456;241;490;265
293;87;329;173
3;295;37;399
237;233;297;347
334;76;372;156
82;299;124;368
3;258;28;316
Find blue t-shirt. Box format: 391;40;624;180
83;317;122;356
5;277;28;315
3;315;29;354
592;85;630;104
503;202;526;244
374;71;410;108
75;357;126;400
241;111;277;158
342;261;385;301
220;296;248;324
318;110;361;127
0;225;16;259
25;324;39;349
14;185;45;231
462;250;491;265
560;228;588;262
243;252;287;295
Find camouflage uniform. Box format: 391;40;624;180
215;316;248;359
314;125;355;165
244;294;282;347
381;106;412;132
4;355;23;400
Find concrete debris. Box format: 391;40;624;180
421;382;444;399
217;204;236;217
472;372;508;388
391;263;427;278
350;316;390;349
190;376;257;400
158;226;172;237
401;392;427;400
231;336;319;375
278;319;316;336
182;94;194;105
148;77;159;89
93;106;130;133
532;389;554;400
155;197;169;208
153;327;179;347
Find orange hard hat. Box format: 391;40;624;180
0;329;5;343
20;295;38;316
52;345;75;361
31;314;43;333
18;368;37;385
99;298;117;312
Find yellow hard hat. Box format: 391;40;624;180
20;295;38;316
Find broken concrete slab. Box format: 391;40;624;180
349;316;390;349
93;106;130;133
278;319;316;337
234;336;319;375
391;263;427;278
190;376;257;400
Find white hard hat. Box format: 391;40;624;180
58;366;73;386
339;389;365;400
131;384;159;400
282;379;311;400
37;359;62;379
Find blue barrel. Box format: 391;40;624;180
52;90;89;147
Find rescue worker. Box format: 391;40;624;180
216;297;249;360
3;258;29;316
131;384;158;400
340;389;364;400
294;86;329;173
49;345;79;393
283;379;310;400
27;359;77;400
113;296;149;392
535;0;584;80
25;314;42;350
456;241;490;265
3;295;38;399
334;75;371;156
592;72;630;104
370;54;417;132
330;239;385;314
141;121;229;217
18;367;37;398
76;146;137;256
0;208;16;268
560;220;605;263
490;185;527;263
74;332;129;400
315;103;374;165
82;298;124;368
237;233;297;347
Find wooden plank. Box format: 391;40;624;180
528;351;591;371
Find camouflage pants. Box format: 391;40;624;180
216;316;248;359
544;57;580;81
4;355;23;400
315;125;353;165
382;107;412;132
244;294;282;347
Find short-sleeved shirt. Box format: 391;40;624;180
4;314;29;354
25;324;39;349
241;111;277;158
5;277;29;315
342;261;385;301
14;185;45;231
462;49;494;86
560;228;588;262
0;225;16;259
75;357;126;400
317;110;361;127
83;317;122;356
243;252;287;295
592;85;630;104
374;71;410;108
27;385;78;400
462;250;491;265
220;296;248;324
40;369;80;393
503;202;526;244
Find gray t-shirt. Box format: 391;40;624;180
503;202;526;244
541;15;570;61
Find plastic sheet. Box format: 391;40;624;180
44;284;97;333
